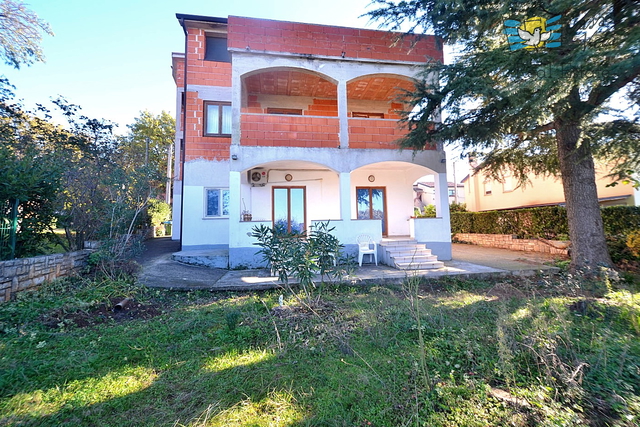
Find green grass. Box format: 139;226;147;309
0;273;639;426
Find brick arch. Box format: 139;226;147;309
242;67;338;98
346;74;415;102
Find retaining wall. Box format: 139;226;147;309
0;250;91;303
453;233;570;256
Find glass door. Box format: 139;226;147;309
273;187;306;234
356;187;387;236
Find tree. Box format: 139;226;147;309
0;0;53;69
368;0;639;269
121;110;175;202
0;80;67;258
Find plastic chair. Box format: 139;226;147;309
357;234;377;266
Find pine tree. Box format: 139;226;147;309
368;0;639;269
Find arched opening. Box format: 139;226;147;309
346;74;417;150
346;74;415;119
241;67;338;115
240;67;340;148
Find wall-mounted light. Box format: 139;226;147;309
231;154;238;160
440;159;446;163
368;175;375;182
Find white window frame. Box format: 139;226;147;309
204;188;230;218
484;181;492;195
502;174;514;193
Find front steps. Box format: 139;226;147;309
380;238;445;270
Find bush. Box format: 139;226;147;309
627;230;640;259
451;205;639;240
250;221;343;304
146;199;171;228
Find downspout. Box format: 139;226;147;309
179;17;188;250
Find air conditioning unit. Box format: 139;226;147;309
248;168;267;186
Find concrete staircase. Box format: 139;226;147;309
380;238;444;270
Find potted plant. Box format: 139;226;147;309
241;199;252;221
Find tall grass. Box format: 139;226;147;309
0;273;638;426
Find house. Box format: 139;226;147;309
462;162;637;212
414;181;465;207
171;13;451;268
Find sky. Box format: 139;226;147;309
1;0;469;181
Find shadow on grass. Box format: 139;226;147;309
1;277;638;426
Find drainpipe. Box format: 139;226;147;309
178;17;188;250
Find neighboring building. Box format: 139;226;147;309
462;162;636;212
171;14;450;268
414;181;465;207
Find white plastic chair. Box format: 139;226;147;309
357;234;377;266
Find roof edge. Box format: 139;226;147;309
175;13;228;24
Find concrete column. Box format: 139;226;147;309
434;173;451;226
228;171;242;247
337;79;349;149
339;172;352;221
230;64;242;146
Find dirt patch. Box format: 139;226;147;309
41;298;163;329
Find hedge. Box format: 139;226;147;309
451;206;640;240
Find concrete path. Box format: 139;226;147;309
137;238;564;291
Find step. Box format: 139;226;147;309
395;260;445;270
385;249;433;257
380;240;419;247
392;255;439;263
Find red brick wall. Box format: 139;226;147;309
241;115;339;148
241;98;339;116
180;28;233;162
183;91;230;161
305;99;338;116
228;16;443;63
186;28;232;86
348;118;411;149
172;56;185;86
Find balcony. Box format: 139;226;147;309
240;114;340;148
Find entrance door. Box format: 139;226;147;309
356;187;387;236
273;187;306;234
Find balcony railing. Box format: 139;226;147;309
240;114;339;148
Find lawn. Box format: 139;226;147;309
0;272;638;426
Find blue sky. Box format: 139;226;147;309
2;0;469;181
1;0;376;132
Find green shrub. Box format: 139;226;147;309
146;199;171;227
451;205;639;240
627;230;640;259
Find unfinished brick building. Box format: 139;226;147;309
171;14;451;268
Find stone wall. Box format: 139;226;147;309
0;250;91;303
453;233;570;256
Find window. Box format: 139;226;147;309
266;108;302;115
205;36;231;62
351;112;385;118
205;189;229;217
503;175;514;193
204;102;232;136
273;187;306;234
448;189;456;197
484;181;492;195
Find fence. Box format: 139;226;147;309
0;199;19;261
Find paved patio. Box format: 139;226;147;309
137;237;564;291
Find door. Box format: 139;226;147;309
356;187;387;236
273;187;306;234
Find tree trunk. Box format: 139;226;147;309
556;122;612;270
